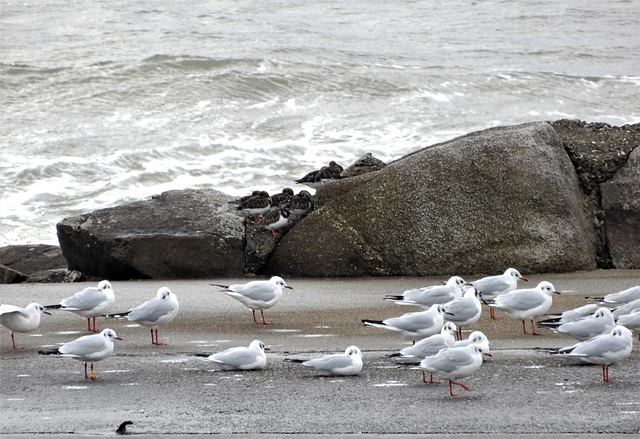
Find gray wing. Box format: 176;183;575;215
558;316;613;340
59;334;105;357
569;333;629;358
128;298;174;323
444;298;478;321
471;276;510;295
229;282;276;302
386;311;437;332
209;347;257;368
421;348;474;373
495;291;543;311
60;288;105;311
304;354;352;371
0;304;27;317
403;286;452;305
401;337;448;357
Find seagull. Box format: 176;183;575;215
211;276;293;325
537;303;600;326
586;285;640;305
388;322;457;384
196;340;268;370
234;191;272;220
384;276;466;309
443;287;483;340
468;268;528;320
612;298;640;320
104;287;179;345
45;280;115;332
289;346;364;376
362;304;451;342
453;330;491;352
256;207;290;236
38;328;122;380
487;281;560;335
537;307;615;341
411;344;492;396
552;325;633;382
616;310;640;341
0;303;51;349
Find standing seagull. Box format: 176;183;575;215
46;280;115;332
104;287;179;345
290;346;363;376
384;276;466;309
443;287;483;340
38;328;122;380
212;276;293;325
0;303;50;349
552;325;633;382
412;344;492;396
362;304;451;342
487;281;560;335
468;268;528;320
388;322;457;384
196;340;268;370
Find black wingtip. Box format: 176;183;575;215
44;304;62;310
210;284;230;289
116;420;134;435
383;295;403;301
194;353;210;358
362;319;383;326
38;349;60;356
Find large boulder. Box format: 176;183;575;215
601;147;640;268
265;122;598;277
56;189;245;279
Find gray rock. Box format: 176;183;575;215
0;244;67;275
0;264;27;284
56;189;245;279
265;122;598;276
601;147;640;269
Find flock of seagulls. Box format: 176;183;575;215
1;268;639;395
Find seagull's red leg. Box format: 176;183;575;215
422;372;440;384
260;310;273;325
449;380;471;396
88;317;100;333
84;362;89;379
490;308;500;320
150;329;155;344
153;329;166;346
603;365;614;383
11;333;23;350
530;319;541;336
252;310;260;324
522;320;528;334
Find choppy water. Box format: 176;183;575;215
1;0;639;246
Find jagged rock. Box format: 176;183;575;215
265;122;598;277
601;147;640;269
550;120;640;268
0;264;27;284
56;189;245;279
0;244;67;275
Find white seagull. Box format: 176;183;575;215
612;298;640;320
538;307;615;341
384;276;466;308
0;303;51;349
616;310;640;341
453;330;491;352
443;287;483;340
538;303;600;326
487;281;560;335
362;304;451;342
468;268;528;320
196;340;268;370
388;322;457;384
586;285;640;305
412;344;492;396
212;276;293;325
553;325;633;382
46;280;115;332
297;346;364;376
38;328;122;380
104;287;179;345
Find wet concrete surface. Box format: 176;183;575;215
1;270;639;438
